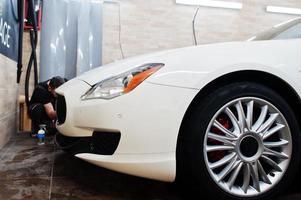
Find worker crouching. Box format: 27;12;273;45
28;76;66;137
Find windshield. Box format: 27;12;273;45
249;18;301;41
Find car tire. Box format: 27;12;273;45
177;82;301;200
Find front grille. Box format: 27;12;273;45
56;95;67;124
91;132;121;155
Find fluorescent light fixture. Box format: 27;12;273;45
176;0;243;10
266;6;301;15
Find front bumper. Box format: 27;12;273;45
56;78;199;181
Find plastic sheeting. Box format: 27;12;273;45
40;0;103;81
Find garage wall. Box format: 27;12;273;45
103;0;301;64
0;55;18;148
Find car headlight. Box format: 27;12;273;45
81;63;164;100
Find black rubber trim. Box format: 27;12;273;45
55;131;121;155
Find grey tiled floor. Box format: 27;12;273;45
0;133;300;200
0;133;180;200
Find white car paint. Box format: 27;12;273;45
56;21;301;182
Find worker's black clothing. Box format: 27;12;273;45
30;80;55;106
29;103;52;132
29;80;56;135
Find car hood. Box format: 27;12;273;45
75;47;187;85
75;39;300;89
76;40;243;86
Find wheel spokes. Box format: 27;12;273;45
261;155;282;172
235;101;247;132
257;160;271;184
263;139;289;148
246;101;254;130
206;145;235;152
228;162;243;189
208;132;236;146
250;162;260;192
242;163;251;193
213;120;237;138
217;156;239;182
209;152;236;169
263;147;289;160
204;98;292;197
262;123;285;140
225;107;240;135
257;113;279;135
252;105;268;131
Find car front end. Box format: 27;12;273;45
55;59;199;181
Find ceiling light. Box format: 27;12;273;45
266;6;301;15
176;0;243;10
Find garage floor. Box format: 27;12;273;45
0;133;301;200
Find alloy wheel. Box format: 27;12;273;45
203;97;292;197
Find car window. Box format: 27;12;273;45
249;18;301;41
273;22;301;40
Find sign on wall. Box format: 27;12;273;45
0;0;19;62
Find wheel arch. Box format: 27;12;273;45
176;70;301;180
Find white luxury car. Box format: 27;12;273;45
55;18;301;199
